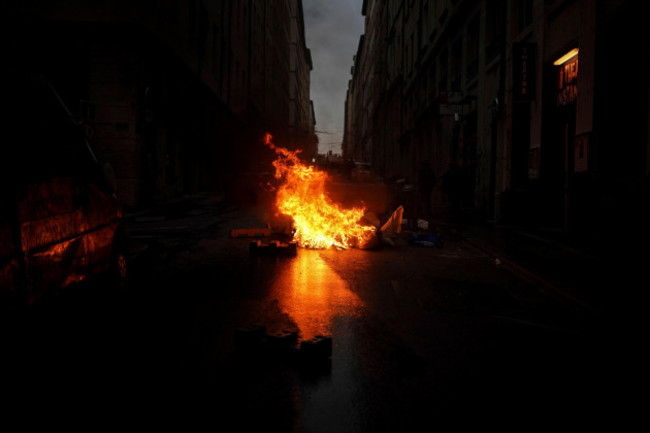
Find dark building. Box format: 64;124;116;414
3;0;317;207
345;0;649;242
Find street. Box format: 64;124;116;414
2;193;629;431
4;1;648;431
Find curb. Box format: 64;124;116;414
458;226;602;316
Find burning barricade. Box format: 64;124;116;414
264;134;390;250
233;134;406;252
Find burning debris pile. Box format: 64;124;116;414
264;134;380;250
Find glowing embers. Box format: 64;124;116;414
265;134;377;250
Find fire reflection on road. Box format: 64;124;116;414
267;249;363;341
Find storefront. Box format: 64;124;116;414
540;46;579;230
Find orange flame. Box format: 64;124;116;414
265;134;377;249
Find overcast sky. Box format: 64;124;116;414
303;0;365;156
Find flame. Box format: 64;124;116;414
265;134;377;249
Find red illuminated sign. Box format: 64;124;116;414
556;52;578;106
513;43;536;101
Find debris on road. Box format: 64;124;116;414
408;233;444;247
234;323;267;350
299;335;332;360
232;325;332;373
267;330;299;348
380;205;403;246
249;240;298;256
401;218;429;230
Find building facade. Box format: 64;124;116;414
4;0;317;207
345;0;648;239
288;0;318;158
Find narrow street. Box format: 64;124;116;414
4;192;628;431
4;1;647;431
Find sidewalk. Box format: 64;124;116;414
121;192;228;262
447;219;642;321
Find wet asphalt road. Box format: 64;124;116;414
2;196;629;430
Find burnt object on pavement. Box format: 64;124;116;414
249;240;298;256
234;323;267;351
299;335;332;360
266;330;300;362
266;330;299;348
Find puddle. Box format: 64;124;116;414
267;249;363;341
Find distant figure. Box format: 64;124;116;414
418;160;436;220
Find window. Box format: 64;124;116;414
429;61;437;101
466;15;479;79
450;38;462;91
411;33;416;70
486;0;506;62
417;18;423;56
213;25;218;73
439;47;448;92
189;0;197;46
518;0;534;33
405;44;410;76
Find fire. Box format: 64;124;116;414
265;134;377;249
